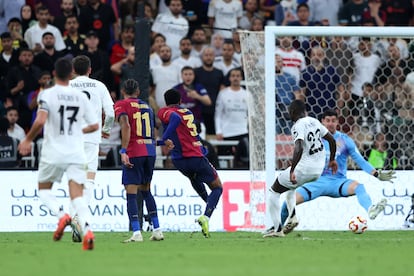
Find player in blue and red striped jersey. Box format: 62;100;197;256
115;79;164;243
158;88;223;238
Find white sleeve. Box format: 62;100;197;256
291;121;305;142
214;90;225;135
100;83;115;133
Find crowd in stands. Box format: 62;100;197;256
0;0;413;170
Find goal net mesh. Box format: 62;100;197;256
239;28;414;230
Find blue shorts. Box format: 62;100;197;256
122;156;156;185
296;175;355;201
172;157;218;185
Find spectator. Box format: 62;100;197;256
239;0;261;30
0;117;20;168
63;14;86;57
172;37;202;73
360;0;386;27
20;4;37;35
74;0;88;16
259;0;278;23
251;15;265;31
24;5;66;54
338;0;367;26
287;3;318;26
33;32;67;74
275;0;298;26
366;132;398;170
0;32;20;103
275;54;300;134
210;33;224;57
181;0;203;37
0;0;25;34
6;48;41;131
110;25;135;91
380;0;414;26
78;0;119;51
307;0;342;26
374;44;408;85
7;18;29;50
194;47;225;135
110;45;136;97
150;44;181;109
231;31;242;65
300;46;342;120
173;66;212;125
151;0;189;60
33;0;63;20
214;40;241;77
215;68;249;168
81;30;115;96
27;70;52;130
190;26;208;59
275;36;306;84
208;0;243;39
52;0;76;35
5;106;26;142
350;37;382;123
149;33;166;70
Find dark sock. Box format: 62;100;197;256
205;187;222;217
127;193;141;232
191;180;208;202
141;191;160;229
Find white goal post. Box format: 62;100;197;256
239;26;414;230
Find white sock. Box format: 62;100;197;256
285;190;296;220
71;197;91;234
38;189;65;218
133;230;142;236
267;188;281;232
83;179;95;204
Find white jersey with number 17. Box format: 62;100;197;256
291;116;329;172
37;84;98;164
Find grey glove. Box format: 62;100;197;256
377;170;396;183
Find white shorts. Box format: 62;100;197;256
84;142;99;173
38;161;87;185
277;165;323;190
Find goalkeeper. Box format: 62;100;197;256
277;109;396;235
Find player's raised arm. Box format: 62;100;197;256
323;132;338;174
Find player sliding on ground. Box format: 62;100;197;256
264;100;338;238
158;89;223;238
275;109;395;235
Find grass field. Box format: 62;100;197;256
0;231;412;276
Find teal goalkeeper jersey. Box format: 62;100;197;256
322;131;374;178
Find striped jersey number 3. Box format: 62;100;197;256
183;114;197;136
133;112;151;138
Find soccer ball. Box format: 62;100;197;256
348;216;368;234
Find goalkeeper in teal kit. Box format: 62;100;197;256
277;109;396;234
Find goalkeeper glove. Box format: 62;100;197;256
377;170;396;183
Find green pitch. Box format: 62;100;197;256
0;231;412;276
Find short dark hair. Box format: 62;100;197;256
0;117;10;133
72;55;91;75
42;32;54;39
5;106;19;114
122;79;139;95
321;109;338;119
164;89;181;106
54;58;73;80
288;99;306;119
0;32;12;40
181;65;194;73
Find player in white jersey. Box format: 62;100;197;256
264;100;338;238
69;55;114;241
70;55;114;194
18;58;99;250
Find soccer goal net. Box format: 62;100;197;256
239;26;414;230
